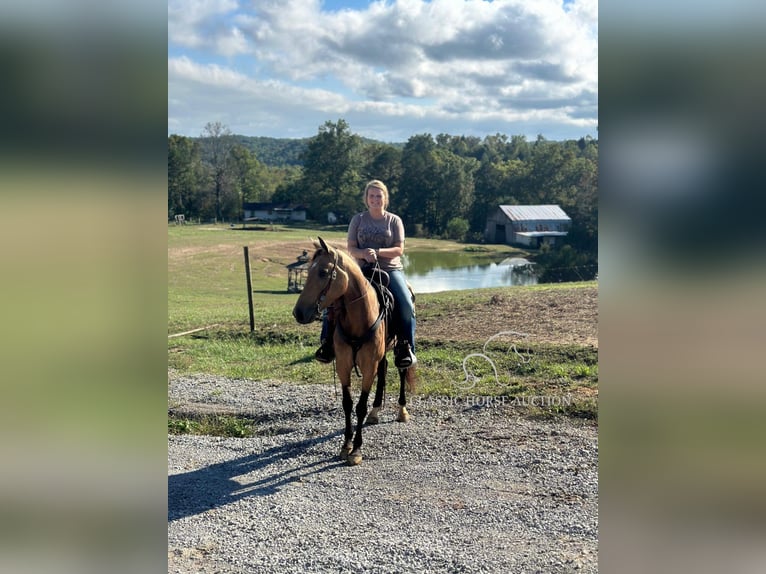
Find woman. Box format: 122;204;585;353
316;179;417;369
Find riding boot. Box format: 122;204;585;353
315;317;336;363
394;338;416;369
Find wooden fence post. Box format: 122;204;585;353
244;246;255;332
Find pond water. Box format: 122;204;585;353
402;250;538;293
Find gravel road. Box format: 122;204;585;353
168;373;598;573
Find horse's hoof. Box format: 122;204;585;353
366;407;381;425
340;445;352;460
346;452;363;466
396;407;410;423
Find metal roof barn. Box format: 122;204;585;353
485;204;571;247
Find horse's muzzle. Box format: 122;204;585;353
292;305;316;324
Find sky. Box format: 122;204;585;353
168;0;597;143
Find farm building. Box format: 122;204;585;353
485;205;571;247
243;202;307;222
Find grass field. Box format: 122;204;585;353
168;222;598;423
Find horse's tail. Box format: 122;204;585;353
405;365;417;393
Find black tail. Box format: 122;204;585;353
372;356;387;409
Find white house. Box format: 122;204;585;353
485;205;571;247
243;202;307;222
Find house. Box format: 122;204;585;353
485;205;571;247
243;202;307;222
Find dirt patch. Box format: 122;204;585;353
417;285;598;347
170;243;245;260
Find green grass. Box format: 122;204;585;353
168;223;598;428
168;413;256;438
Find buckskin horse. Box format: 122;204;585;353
292;237;415;466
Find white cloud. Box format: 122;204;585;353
567;0;598;24
215;26;249;56
168;0;246;53
169;56;344;103
168;0;597;140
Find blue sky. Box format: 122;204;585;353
168;0;597;142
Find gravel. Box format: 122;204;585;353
168;373;598;573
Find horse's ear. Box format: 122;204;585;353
317;236;330;252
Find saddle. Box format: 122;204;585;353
335;264;415;375
361;265;395;344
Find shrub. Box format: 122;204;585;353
445;217;469;241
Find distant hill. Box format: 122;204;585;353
231;135;310;167
192;134;404;167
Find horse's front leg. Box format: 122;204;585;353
340;384;354;460
347;360;378;466
336;349;355;461
347;388;370;466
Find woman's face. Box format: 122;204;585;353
366;187;385;210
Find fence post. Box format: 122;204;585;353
244;246;255;332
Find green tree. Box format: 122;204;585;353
471;157;528;235
398;134;478;236
435;133;482;159
299;119;363;220
228;145;268;205
261;164;302;201
432;148;478;235
399;134;439;235
167;134;206;220
527;138;598;280
507;134;531;161
200;121;236;222
271;175;304;207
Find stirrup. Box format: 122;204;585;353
394;341;416;369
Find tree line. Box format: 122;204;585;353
168;119;598;280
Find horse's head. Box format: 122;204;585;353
292;237;350;324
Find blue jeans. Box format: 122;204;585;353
319;269;416;352
387;269;416;351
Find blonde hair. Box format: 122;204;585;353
364;179;389;209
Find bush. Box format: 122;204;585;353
536;243;598;282
445;217;470;241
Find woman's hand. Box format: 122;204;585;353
362;248;378;263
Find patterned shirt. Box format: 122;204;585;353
347;211;405;271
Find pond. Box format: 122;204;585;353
402;250;538;294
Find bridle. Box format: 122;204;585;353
314;250;339;316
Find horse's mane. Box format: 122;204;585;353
314;245;367;284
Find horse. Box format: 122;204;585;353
292;237;415;466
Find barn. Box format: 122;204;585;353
485;205;571;247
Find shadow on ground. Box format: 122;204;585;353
168;430;344;522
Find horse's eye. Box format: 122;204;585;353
318;269;328;279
